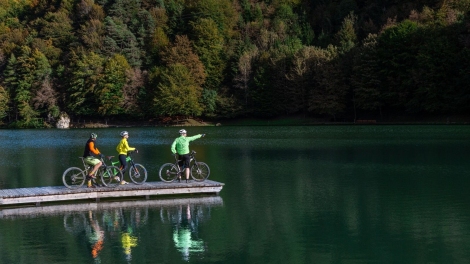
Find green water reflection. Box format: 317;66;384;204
1;125;470;263
0;197;221;263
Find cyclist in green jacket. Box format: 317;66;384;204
171;129;205;182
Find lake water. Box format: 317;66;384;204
1;125;470;263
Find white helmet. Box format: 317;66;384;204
120;131;128;137
179;129;187;134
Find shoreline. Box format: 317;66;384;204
3;115;470;129
69;118;470;128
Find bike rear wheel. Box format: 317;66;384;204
191;162;210;181
159;163;179;182
100;166;122;187
62;167;86;189
129;164;147;184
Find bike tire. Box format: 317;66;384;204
62;167;86;189
129;164;147;184
159;163;179;182
191;162;210;181
100;166;122;188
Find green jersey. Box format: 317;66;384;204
171;134;202;155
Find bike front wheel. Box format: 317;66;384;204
159;163;179;182
63;167;86;189
191;162;210;181
129;164;147;184
100;166;122;188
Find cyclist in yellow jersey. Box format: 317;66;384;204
116;131;137;185
171;129;205;183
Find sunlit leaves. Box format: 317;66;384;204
153;63;203;117
335;11;357;54
103;16;141;67
0;86;9;122
161;35;206;87
79;19;105;52
97;54;130;116
37;10;76;49
67;52;105;115
190;18;225;91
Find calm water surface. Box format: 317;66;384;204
1;125;470;264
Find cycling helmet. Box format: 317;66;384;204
90;133;98;139
120;131;128;137
179;129;187;134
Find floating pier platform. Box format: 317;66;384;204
0;180;224;207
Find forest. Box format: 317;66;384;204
0;0;470;127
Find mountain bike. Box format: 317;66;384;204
158;150;210;183
110;151;147;184
62;156;123;189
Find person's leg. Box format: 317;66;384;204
86;158;102;188
118;154;128;184
177;155;184;181
119;154;128;171
183;154;190;182
90;161;102;176
119;154;128;184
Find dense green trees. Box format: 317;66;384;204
0;0;470;127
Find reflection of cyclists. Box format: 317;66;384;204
87;211;104;262
121;226;138;262
172;204;205;261
171;129;205;183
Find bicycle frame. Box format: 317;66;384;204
63;156;122;189
111;155;133;168
110;151;148;184
159;150;210;182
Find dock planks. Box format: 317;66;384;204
0;180;224;207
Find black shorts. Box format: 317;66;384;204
178;154;191;169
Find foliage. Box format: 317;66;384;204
96;54;130;116
153;63;203;117
0;0;470;125
0;85;9;122
66;52;105;116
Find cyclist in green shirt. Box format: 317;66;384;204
171;129;205;183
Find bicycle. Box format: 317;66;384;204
158;150;210;182
110;151;147;184
62;156;123;189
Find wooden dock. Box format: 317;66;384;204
0;180;224;207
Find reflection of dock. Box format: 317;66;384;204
0;196;224;219
0;180;224;207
